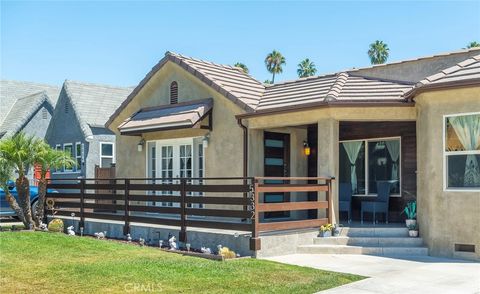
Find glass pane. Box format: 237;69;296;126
339;142;366;194
265;194;284;203
76;144;81;155
101;158;113;168
265;139;283;148
447;154;480;188
368;140;400;194
445;114;480;152
265;158;283;166
101;144;113;156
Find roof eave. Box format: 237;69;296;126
406;78;480;100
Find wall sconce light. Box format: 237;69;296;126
137;138;145;152
202;134;209;148
303;141;311;156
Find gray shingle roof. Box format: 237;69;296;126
256;72;413;111
63;80;133;138
0;91;51;138
0;80;60;124
416;54;480;86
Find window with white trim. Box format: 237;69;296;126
444;112;480;190
63;143;73;172
100;142;114;168
53;144;61;172
339;137;401;196
75;142;83;172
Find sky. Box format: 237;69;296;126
1;1;479;87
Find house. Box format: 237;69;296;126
45;80;132;179
0;80;60;140
106;48;480;260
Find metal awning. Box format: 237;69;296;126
118;98;213;135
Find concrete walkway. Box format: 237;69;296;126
265;254;480;293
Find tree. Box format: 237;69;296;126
234;62;249;74
263;79;272;84
265;50;286;83
0;132;75;228
368;40;390;65
33;141;75;226
297;58;317;78
466;41;480;49
0;156;26;226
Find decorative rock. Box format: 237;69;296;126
126;234;132;242
39;223;48;231
94;232;105;239
139;237;145;246
201;247;211;254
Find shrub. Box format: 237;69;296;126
219;247;236;259
48;219;64;232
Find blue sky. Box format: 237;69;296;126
1;1;479;87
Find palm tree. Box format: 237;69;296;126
0;132;39;228
297;58;317;78
33;141;75;226
234;62;249;74
0;156;26;226
466;41;480;48
263;79;272;85
265;50;286;83
368;40;390;64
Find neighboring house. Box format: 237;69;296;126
105;48;479;261
0;80;60;139
45;80;132;179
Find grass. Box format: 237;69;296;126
0;232;363;293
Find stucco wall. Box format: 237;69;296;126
109;62;244;181
416;86;480;261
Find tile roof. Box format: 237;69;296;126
256;72;413;111
0;80;60;124
0;91;51;138
416;54;480;86
63;80;133;138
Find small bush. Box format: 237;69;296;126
219;247;236;259
48;219;64;232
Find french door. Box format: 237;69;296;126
147;138;204;208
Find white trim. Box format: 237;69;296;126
75;142;82;172
442;111;480;192
63;143;73;172
99;142;115;168
121;121;191;132
339;136;402;197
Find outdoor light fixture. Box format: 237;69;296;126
303;141;311;156
137;138;145;152
202;134;210;148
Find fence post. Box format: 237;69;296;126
123;179;130;235
179;178;187;243
250;178;261;251
79;179;85;229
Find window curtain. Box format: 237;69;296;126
450;115;480;187
342;141;363;193
385;140;400;180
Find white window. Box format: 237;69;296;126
444;112;480;191
63;143;74;172
100;142;115;168
75;142;83;172
339;137;401;196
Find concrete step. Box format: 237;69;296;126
338;227;409;237
297;244;429;256
313;236;424;247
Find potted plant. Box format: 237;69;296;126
408;223;419;237
401;201;417;228
319;224;333;237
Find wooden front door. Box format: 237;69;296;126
264;132;290;219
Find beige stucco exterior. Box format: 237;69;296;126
415;86;480;261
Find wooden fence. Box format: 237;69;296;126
46;177;334;251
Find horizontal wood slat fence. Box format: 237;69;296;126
46;176;334;251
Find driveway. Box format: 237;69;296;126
265;254;480;293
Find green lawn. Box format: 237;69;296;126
0;232;363;293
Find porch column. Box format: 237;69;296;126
317;118;339;225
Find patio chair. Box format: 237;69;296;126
339;183;352;223
361;181;392;224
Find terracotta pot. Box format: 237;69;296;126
408;230;419;237
405;219;417;227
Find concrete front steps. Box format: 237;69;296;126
297;226;429;256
